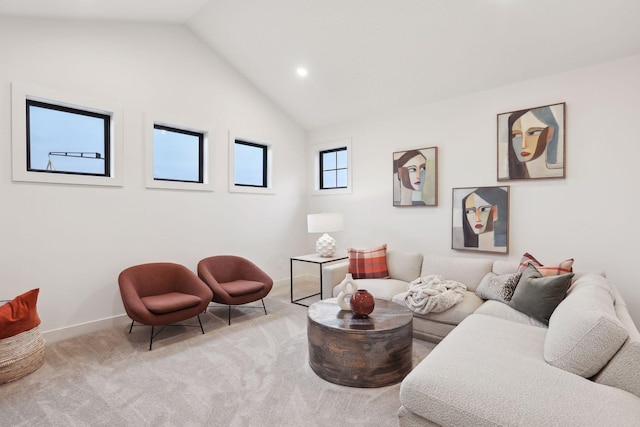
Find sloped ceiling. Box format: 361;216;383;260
2;0;640;130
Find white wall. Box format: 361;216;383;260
3;16;639;337
308;54;640;325
0;17;309;337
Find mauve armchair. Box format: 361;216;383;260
118;262;213;350
197;255;273;325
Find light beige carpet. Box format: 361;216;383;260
0;286;434;426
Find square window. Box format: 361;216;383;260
234;140;267;187
153;124;204;183
26;99;110;176
320;147;348;190
310;138;351;195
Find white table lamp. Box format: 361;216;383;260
307;213;343;257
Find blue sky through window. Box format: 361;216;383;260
153;126;201;182
234;141;266;186
321;147;347;188
28;102;107;175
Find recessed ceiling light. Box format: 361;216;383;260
296;67;308;77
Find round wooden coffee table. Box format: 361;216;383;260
307;298;413;388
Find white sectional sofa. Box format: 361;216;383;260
322;250;640;426
323;250;511;342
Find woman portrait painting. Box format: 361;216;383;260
497;103;565;180
452;186;509;253
393;147;438;206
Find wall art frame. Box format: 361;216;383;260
393;146;438;206
497;102;566;181
451;185;510;254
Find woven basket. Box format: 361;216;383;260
0;326;46;384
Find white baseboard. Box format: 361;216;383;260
273;274;320;292
41;276;317;344
43;314;131;344
272;277;290;290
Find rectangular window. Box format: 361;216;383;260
153;124;204;183
320;147;347;189
234;139;267;187
26;99;110;176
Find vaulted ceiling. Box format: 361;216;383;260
2;0;640;130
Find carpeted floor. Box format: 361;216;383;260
0;284;435;426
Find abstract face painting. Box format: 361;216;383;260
464;192;496;235
452;186;509;253
498;103;565;181
393;147;438;206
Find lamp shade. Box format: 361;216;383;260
307;213;343;233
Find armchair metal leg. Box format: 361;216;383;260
197;314;205;334
128;317;204;351
219;301;268;325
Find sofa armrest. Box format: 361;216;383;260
322;261;349;298
593;281;640;398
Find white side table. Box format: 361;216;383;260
290;253;348;307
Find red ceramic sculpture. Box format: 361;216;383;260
350;289;375;317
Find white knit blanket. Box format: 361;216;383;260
404;275;467;314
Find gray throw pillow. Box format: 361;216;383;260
509;264;574;325
475;272;521;303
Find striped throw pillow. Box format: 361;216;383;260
517;252;574;276
348;244;390;279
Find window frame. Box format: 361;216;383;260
26;99;111;177
310;138;352;195
11;82;123;187
228;131;274;195
144;113;213;192
152;124;204;184
319;146;348;190
233;139;268;188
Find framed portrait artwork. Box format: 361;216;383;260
393;147;438;206
451;186;509;254
497;102;566;181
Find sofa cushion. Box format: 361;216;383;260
386;250;423;282
594;282;640;398
420;255;493;292
474;300;547;328
475;272;521;303
517;252;574;276
544;273;628;378
348;244;390;279
394;290;483;326
141;292;202;314
349;279;409;301
409;316;458;343
0;289;41;340
222;280;266;296
509;264;574;325
491;260;519;275
400;313;640;427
